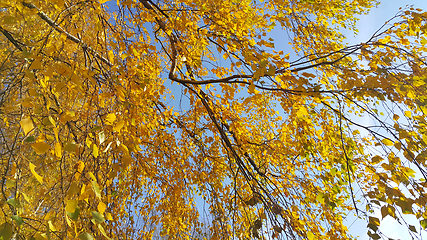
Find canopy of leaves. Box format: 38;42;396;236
1;0;427;239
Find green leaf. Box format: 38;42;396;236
5;179;15;188
420;219;427;229
7;198;21;208
78;232;94;240
91;181;101;199
0;222;12;240
316;193;324;204
67;206;80;221
31;142;51;155
91;126;102;132
25;136;35;142
329;201;336;210
11;215;24;226
91;211;105;223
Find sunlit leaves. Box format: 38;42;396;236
29;162;43;183
98;202;107;214
1;0;427;239
381;138;394;146
420;219;427;229
66;200;78;213
105;113;116;125
67;182;79;197
31;142;50;155
19;118;34;135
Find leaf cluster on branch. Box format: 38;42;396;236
1;0;427;239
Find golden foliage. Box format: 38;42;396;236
1;0;427;239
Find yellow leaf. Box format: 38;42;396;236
113;120;125;132
105;212;113;220
120;53;128;60
31;142;50;155
248;84;256;94
400;38;410;45
98;202;107;214
5;179;15;188
404;111;411;118
307;231;315;240
382;139;394;146
394;141;402;151
48;220;56;231
67;182;80;197
378;36;391;44
30;58;42;70
64;142;77;153
267;67;275;76
20;118;34;136
108;50;115;63
105;113;116;125
369;216;381;226
393;114;400;121
75;161;85;173
88;172;97;181
29;162;43;183
92;144;99;158
98;224;111;240
65;214;72;227
91;181;102;199
54;142;62;158
53;127;59;142
48;116;56;127
296;106;308;118
66;200;78;213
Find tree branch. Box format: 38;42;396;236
22;2;112;67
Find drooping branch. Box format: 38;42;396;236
22;2;113;67
0;26;24;51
